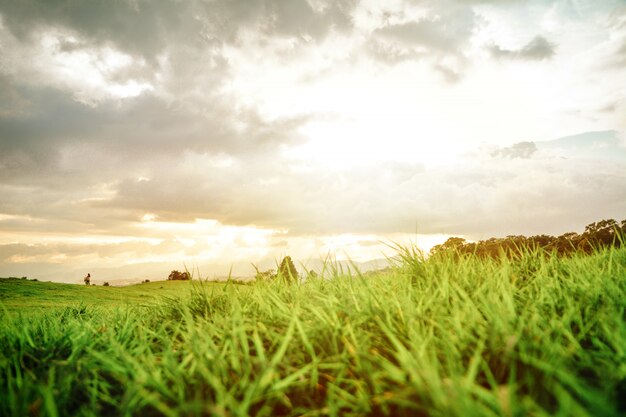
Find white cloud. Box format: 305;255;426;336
0;23;153;104
1;1;626;282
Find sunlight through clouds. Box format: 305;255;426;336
1;0;625;282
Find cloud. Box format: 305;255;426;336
0;0;356;60
0;0;358;113
366;2;478;81
0;0;204;61
605;40;626;68
3;70;625;242
0;76;313;238
372;11;475;55
1;0;626;281
85;143;626;239
488;35;556;60
0;80;310;177
491;141;538;159
0;14;226;105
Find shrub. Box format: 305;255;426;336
103;282;110;286
168;270;190;281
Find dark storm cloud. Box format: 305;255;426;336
488;35;556;61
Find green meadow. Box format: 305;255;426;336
0;279;200;314
1;246;625;416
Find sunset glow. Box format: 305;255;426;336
1;0;625;283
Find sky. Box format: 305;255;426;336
1;0;625;283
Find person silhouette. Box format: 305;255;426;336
84;273;91;286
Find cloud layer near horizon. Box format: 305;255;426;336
1;0;625;281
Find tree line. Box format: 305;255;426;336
430;218;626;259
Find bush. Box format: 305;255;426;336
103;282;110;287
142;279;151;284
167;270;190;281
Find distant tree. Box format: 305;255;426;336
430;237;467;257
549;232;580;255
278;256;298;284
529;234;555;248
254;267;276;281
583;219;621;246
142;279;151;284
568;219;618;253
427;218;625;260
168;270;190;281
103;282;110;286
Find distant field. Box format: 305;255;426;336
0;278;207;314
1;247;625;416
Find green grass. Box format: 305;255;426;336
0;279;204;315
1;247;625;416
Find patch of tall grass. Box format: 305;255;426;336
1;245;625;416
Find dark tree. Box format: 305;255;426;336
168;270;190;281
278;256;298;284
583;219;620;247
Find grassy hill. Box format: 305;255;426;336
1;247;625;416
0;278;207;314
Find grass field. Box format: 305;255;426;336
1;246;625;416
0;279;222;315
